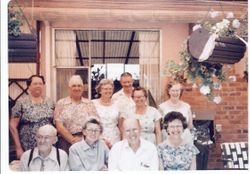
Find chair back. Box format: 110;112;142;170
220;142;248;169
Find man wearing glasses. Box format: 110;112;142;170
68;118;109;171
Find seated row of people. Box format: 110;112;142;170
19;112;198;171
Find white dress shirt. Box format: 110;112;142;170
108;138;159;171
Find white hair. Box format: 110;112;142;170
37;124;57;136
68;75;83;87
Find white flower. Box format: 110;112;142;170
213;96;222;104
199;85;211;95
228;75;237;82
226;12;234;19
210;11;220;18
192;24;202;31
232;19;241;29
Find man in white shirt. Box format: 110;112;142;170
19;124;69;171
108;118;159;171
112;72;135;114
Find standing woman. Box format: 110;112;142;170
158;111;199;170
159;81;193;144
92;79;122;147
125;87;162;145
10;75;55;159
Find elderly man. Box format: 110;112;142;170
108;118;159;171
19;124;69;171
54;75;99;153
112;72;135;114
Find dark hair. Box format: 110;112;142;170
165;81;183;98
82;118;103;133
163;111;188;130
120;72;132;78
132;86;148;98
26;75;45;87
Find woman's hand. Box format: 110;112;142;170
15;147;24;159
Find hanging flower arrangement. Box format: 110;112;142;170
164;10;247;104
8;6;23;36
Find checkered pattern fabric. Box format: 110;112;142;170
220;142;248;169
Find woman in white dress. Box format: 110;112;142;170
92;79;122;147
125;87;162;145
159;81;193;145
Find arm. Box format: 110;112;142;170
190;156;197;170
154;120;162;145
59;150;70;171
108;145;119;170
54;104;80;144
68;147;86;171
118;114;124;139
187;107;193;129
9;117;23;159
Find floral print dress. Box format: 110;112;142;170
157;141;199;170
11;95;55;151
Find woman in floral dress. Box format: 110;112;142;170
92;79;123;147
157;111;199;170
10;75;55;159
125;87;162;145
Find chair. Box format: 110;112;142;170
220;142;248;169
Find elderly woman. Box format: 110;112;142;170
157;111;199;170
125;87;162;145
10;75;55;159
54;75;99;153
92;79;122;147
159;80;193;144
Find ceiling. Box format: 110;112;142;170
55;30;159;65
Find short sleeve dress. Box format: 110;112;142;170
125;106;162;144
11;95;55;151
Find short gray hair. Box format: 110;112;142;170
95;79;114;94
68;75;83;87
37;124;57;136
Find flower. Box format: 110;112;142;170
232;19;241;29
213;96;222;104
200;85;211;95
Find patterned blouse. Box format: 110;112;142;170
54;96;99;134
157;141;199;170
11;95;55;151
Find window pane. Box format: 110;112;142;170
56;68;89;100
107;64;124;80
125;64;140;80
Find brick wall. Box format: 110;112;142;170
182;75;248;169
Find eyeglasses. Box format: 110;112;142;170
133;95;145;99
168;125;183;129
36;135;54;141
125;128;139;134
85;129;101;134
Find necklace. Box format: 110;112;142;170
168;100;181;108
99;98;112;106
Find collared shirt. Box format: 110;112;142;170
19;146;69;171
108;138;159;171
69;139;109;171
54;96;99;134
112;89;135;115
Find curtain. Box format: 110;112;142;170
139;31;160;105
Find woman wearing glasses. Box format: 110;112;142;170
69;118;109;171
92;79;123;147
157;111;199;170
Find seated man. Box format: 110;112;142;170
108;118;159;170
19;124;69;171
69;118;109;171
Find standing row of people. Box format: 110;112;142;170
9;72;199;171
